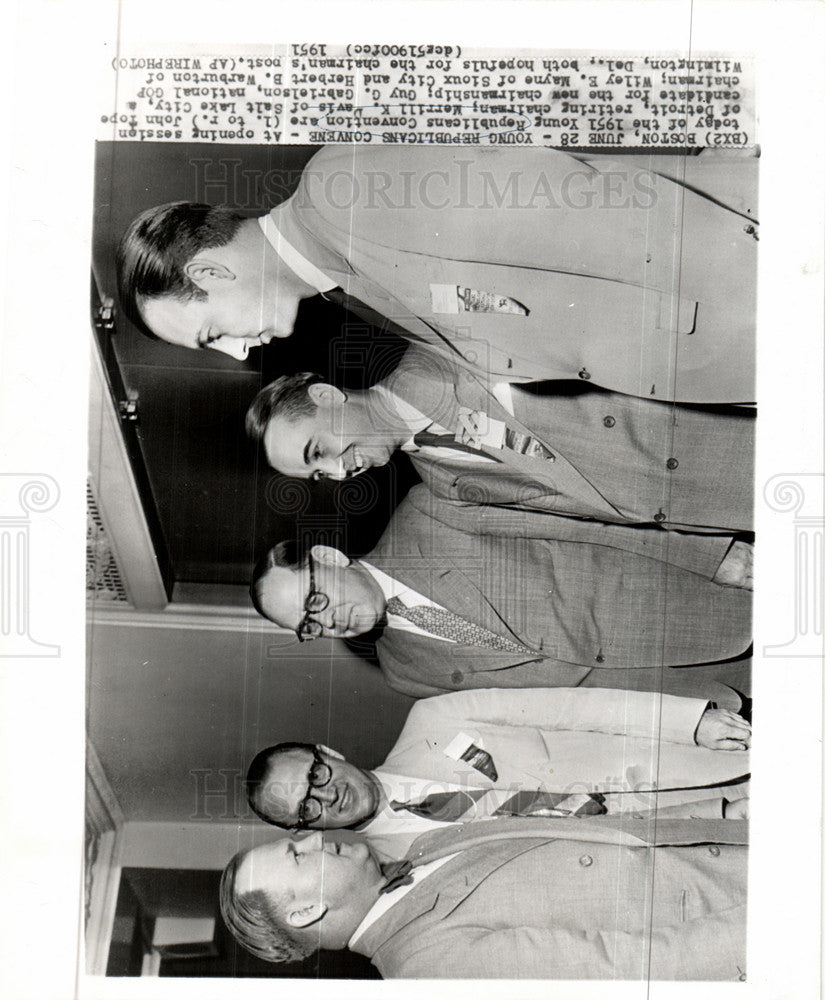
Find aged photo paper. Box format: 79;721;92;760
0;2;823;999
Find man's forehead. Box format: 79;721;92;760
236;841;285;895
258;750;312;816
263;415;317;468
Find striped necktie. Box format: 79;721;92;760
385;595;530;654
415;419;555;462
391;787;606;822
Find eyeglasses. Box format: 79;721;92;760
296;552;330;642
295;746;333;829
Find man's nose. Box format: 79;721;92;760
311;783;339;805
314;605;336;631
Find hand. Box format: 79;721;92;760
713;540;753;589
724;798;749;819
695;708;751;750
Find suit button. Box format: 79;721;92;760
578;368;591;380
666;458;679;470
595;654;605;663
579;854;593;867
653;510;667;523
708;845;721;857
739;973;747;981
451;670;464;685
603;416;615;428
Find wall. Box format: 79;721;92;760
87;617;416;825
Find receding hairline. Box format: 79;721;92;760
250;557;306;627
247;745;313;824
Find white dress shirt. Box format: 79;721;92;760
347;853;458;948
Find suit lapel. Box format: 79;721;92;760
381;549;538;654
355;839;537;960
390;356;625;521
455;375;626;520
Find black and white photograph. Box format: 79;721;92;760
1;2;823;998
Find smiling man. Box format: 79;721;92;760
249;484;752;703
244;687;751;861
220;820;749;979
247;344;755;535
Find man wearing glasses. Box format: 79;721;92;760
248;485;752;705
243;686;751;862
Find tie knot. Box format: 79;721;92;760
385;595;407;617
379;858;414;894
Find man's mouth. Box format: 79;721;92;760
343;447;367;477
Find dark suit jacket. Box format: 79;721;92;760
382;347;754;532
369;490;750;702
278;146;757;403
351;817;748;980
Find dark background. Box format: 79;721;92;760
92;141;418;586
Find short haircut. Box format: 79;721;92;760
246;741;317;826
219;850;315;964
249;540;309;621
115;201;246;332
245;373;326;444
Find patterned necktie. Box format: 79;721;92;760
391;787;606;822
415;419;555;462
413;429;502;461
390;789;488;822
385;595;530;654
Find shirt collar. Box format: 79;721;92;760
258;214;337;293
347;853;458;948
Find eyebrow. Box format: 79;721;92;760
302;439;313;467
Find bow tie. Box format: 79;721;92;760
379;858;414;894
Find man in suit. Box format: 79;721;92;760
244;686;750;860
219;818;748;979
116;146;757;402
246;343;755;533
250;486;751;700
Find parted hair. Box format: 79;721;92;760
245;373;327;444
115;201;246;330
249;540;309;621
245;741;317;826
219;850;314;964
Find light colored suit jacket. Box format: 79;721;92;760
362;686;749;860
352;817;748;979
369;489;751;696
383;347;754;532
279;146;757;402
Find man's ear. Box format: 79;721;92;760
287;900;328;929
183;257;236;289
311;544;350;568
317;744;344;760
307;383;346;408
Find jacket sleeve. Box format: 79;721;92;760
405;486;733;579
404;687;708;746
384;906;746;980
